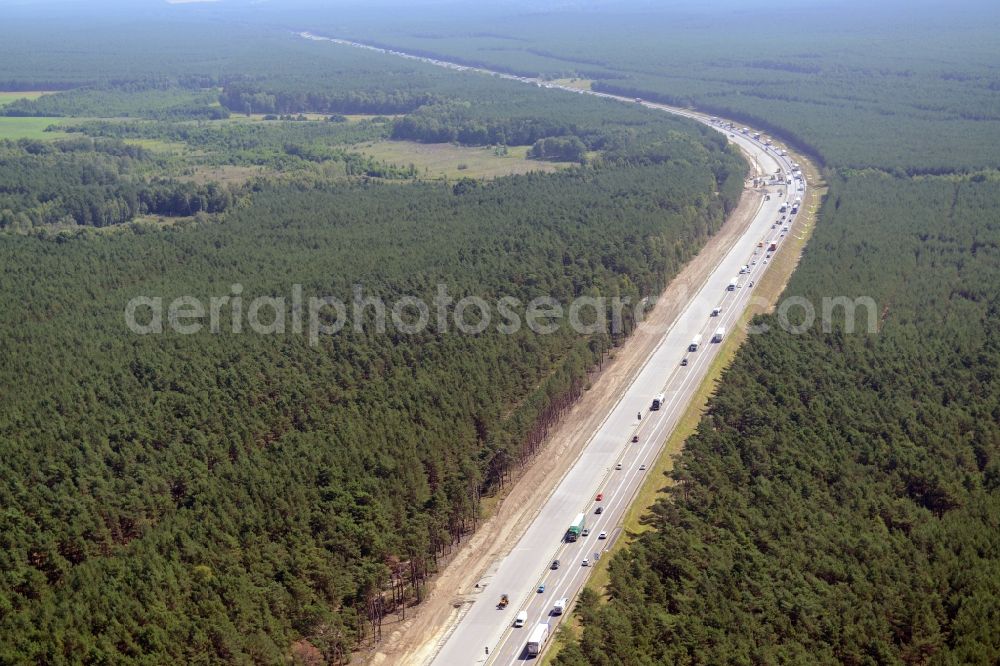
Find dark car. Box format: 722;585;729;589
681;358;689;366
551;559;560;570
595;506;603;514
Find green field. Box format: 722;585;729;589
354;140;574;179
0;116;71;139
0;91;52;107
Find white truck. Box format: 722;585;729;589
526;623;550;657
553;598;568;615
651;393;665;410
688;334;702;352
712;327;725;343
727;278;737;292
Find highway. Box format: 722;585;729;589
300;31;806;664
441;132;799;665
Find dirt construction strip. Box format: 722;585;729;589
364;152;769;666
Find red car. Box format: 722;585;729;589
595;493;604;501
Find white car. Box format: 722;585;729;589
598;531;608;540
615;462;623;470
582;558;589;567
639;464;647;470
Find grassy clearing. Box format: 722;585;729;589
221;113;396;124
121;138;191;154
0;91;55;108
0;117;72;140
550;78;593;91
343;113;401;123
353;140;574;180
180;164;270;186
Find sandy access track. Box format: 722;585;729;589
363;157;768;666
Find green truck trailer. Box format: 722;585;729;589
566;512;586;542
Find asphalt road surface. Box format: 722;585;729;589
301;32;804;665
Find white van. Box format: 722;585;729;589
514;611;528;628
553;598;568;615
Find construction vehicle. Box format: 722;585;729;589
498;594;509;609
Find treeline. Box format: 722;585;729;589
219;82;435;115
0;143;744;664
0;138;236;228
1;85;229;120
528;136;587;162
554;172;1000;665
390;101;583;146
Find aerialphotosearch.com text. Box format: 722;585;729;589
124;283;878;346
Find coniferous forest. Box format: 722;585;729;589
2;1;999;664
0;14;744;661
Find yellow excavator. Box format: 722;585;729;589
497;594;509;609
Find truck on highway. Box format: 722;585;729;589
514;611;528;627
526;623;550;657
566;513;586;542
727;278;737;291
769;242;778;252
791;203;799;214
651;394;665;410
553;598;568;615
688;334;702;352
779;203;788;213
712;327;725;343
